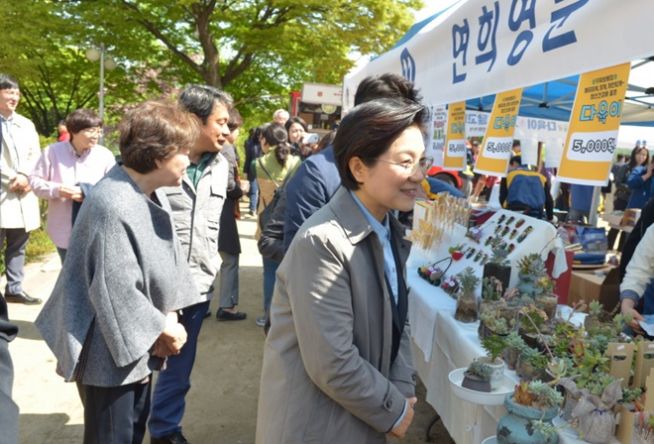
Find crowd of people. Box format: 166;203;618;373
0;72;438;443
2;65;654;444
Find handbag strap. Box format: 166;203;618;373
258;158;280;189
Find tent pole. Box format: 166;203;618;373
588;186;601;226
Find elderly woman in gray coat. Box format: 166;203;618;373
256;98;431;443
36;101;201;444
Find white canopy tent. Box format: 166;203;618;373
344;0;654;120
343;0;654;224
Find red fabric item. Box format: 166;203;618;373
546;250;574;305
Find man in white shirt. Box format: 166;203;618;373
0;74;42;305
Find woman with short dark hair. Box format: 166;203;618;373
257;98;429;442
36;100;201;444
30;109;115;263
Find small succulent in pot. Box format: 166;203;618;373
462;358;494;392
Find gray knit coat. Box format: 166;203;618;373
36;166;199;387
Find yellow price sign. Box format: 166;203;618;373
475;88;523;177
443;101;467;170
558;63;631;185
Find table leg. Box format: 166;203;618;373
425;413;442;442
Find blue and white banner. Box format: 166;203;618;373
344;0;654;111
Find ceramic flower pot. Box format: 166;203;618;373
497;395;559;444
486;358;506;391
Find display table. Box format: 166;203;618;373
601;211;637;234
405;209;609;443
407;273;618;443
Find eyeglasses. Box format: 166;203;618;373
377;156;434;176
81;127;103;137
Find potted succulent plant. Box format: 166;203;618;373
479;308;511;340
454;267;480;323
516;253;558;318
503;331;529;370
483;237;511;295
497;380;564;444
517;304;551;350
462;358;494;392
479;335;506;389
516;346;550;381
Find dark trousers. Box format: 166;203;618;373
148;300;209;438
0;228;30;294
56;247;67;264
81;380;151;444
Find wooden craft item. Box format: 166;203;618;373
606;342;635;388
633;341;654;389
645;367;654;413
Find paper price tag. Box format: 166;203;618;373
483;137;513;160
446;139;466;158
566;130;618;162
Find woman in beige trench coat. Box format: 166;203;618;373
256;98;433;444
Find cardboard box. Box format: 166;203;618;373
567;266;620;312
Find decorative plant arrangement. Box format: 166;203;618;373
478;303;512;339
417;257;452;286
483;237;512;295
455;267;481;323
440;275;461;296
462;335;507;392
559;377;623;443
497;380;564;444
516;253;558;318
462;358;494;392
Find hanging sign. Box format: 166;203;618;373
431;105;447;166
557;63;631;185
443;101;466;170
474;88;523;177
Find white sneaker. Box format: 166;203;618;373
255;315;267;327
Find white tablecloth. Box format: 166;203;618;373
407;272;618;444
404;207;627;443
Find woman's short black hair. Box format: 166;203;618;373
285;116;307;133
354;73;422;106
261;123;287;147
65;109;103;135
334;98;427;190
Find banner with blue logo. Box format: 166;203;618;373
344;0;654;111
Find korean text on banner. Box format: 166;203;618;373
558;63;631;186
443;102;466;170
474;88;523;177
432;105;447;167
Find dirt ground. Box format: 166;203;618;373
6;201;454;444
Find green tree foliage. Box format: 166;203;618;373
0;0;421;134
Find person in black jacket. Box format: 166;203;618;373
0;296;19;444
216;108;247;321
243;127;263;216
257;132;336;333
